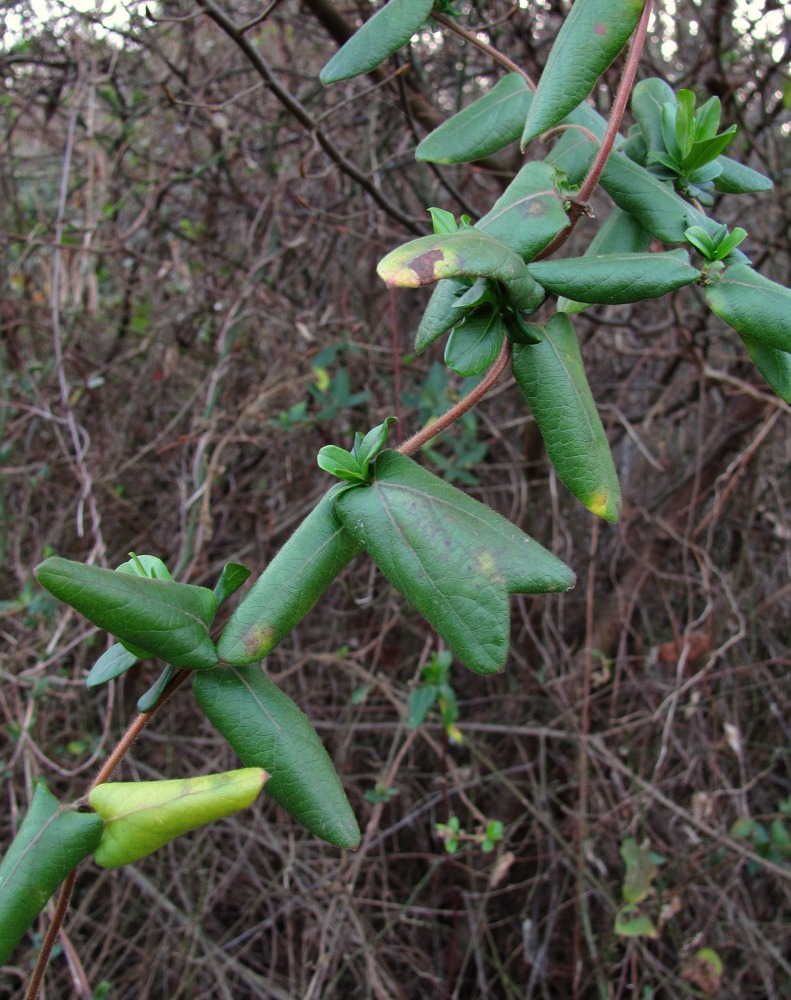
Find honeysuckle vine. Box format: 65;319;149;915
3;2;789;996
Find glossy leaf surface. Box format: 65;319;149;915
86;643;139;688
35;557;218;670
477;161;569;262
558;208;654;313
194;665;361;848
0;781;103;965
521;0;643;147
416;73;532;164
740;338;791;403
444;309;505;376
332;451;575;674
89;769;267;867
415;278;478;352
319;0;432;84
512;314;621;521
217;492;363;665
705;264;791;353
600;151;709;243
528;251;699;304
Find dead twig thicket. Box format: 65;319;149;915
1;1;789;997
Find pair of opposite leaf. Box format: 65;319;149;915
33;551;363;852
0;771;267;966
218;434;575;678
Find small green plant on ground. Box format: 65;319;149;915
2;1;789;996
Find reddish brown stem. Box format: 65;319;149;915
432;11;536;89
576;0;653;206
25;668;191;999
534;0;654;264
398;340;512;458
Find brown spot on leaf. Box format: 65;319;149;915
408;248;446;285
594;23;607;34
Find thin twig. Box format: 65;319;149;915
397;340;513;457
533;0;654;263
196;0;425;235
24;872;78;1000
24;669;191;999
432;11;536;88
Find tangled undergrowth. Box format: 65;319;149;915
2;1;790;997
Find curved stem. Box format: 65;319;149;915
23;872;77;1000
432;11;536;88
25;668;191;999
398;340;512;457
533;0;653;264
88;669;191;791
196;0;425;234
576;0;653;206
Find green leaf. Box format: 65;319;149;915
355;416;398;479
705;264;791;352
684;225;718;259
740;337;791;404
89;769;267;867
217;492;363;665
714;155;773;194
558;208;654;313
415;278;479;352
683;127;735;173
614;907;658;939
317;444;366;482
428;206;459;234
675;89;696;159
521;0;644;147
476;161;569;263
213;563;252;607
86;643;139;688
620;837;658;904
0;781;103;965
416;73;533;164
136;663;176;713
630;77;675;155
694;95;722;142
116;553;174;580
452;276;498;310
527;250;699;304
319;0;433;84
407;684;438;728
599;151;709;243
35;557;218;670
660;101;681;162
378;228;532;289
444;309;505;376
332;450;575;674
193;665;361;848
512;314;621;521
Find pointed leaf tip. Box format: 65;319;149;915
89;769;267;867
521;0;643;147
332;451;575;674
194;666;361;849
513;314;622;521
319;0;433;84
35;557;218;670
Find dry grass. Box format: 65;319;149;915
2;2;790;998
